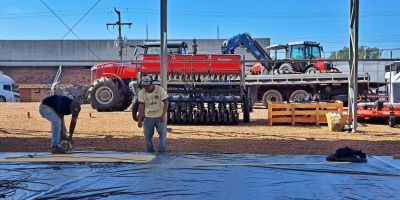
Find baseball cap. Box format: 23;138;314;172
140;75;153;86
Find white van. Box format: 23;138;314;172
0;74;20;102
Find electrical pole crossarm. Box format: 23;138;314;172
106;8;133;60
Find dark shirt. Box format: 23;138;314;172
41;95;80;117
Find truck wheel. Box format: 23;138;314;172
289;90;309;102
0;96;5;102
389;115;396;128
305;66;318;74
262;90;283;108
279;63;295;74
243;96;250;123
88;77;125;112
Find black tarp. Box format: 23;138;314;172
1;152;400;199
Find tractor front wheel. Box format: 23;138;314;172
278;63;295;74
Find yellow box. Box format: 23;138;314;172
326;112;346;132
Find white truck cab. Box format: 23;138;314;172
0;73;20;102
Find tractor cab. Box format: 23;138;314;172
266;41;323;60
142;41;188;55
287;41;322;60
266;41;337;73
287;41;333;72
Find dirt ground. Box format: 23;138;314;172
0;102;399;156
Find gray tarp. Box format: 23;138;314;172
1;152;400;199
390;72;400;103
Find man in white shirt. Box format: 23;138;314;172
137;76;168;153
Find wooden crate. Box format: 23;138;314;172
268;101;343;126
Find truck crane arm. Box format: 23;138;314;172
221;32;272;71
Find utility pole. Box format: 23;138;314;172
348;0;359;132
160;0;167;90
107;8;132;60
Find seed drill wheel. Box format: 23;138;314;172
223;110;230;123
242;95;250;123
249;95;255;112
389;115;396;128
131;97;140;121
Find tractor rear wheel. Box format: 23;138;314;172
262;90;283;108
279;63;295;74
88;77;127;112
118;95;133;111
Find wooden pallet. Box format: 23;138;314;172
268;101;344;126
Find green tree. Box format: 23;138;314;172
329;46;380;59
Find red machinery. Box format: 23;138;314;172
141;54;241;76
89;41;250;124
89;41;243;112
357;101;400;127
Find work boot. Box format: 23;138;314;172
51;146;66;154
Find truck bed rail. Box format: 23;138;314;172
244;73;370;85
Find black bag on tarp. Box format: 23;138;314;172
326;146;367;163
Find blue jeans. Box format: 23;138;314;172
143;117;167;153
39;104;66;147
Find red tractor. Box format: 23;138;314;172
266;41;339;74
88;41;250;124
88;41;188;112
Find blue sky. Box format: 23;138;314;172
0;0;399;54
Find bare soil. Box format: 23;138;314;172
0;102;399;155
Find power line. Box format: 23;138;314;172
40;0;102;60
62;0;102;39
3;8;400;20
